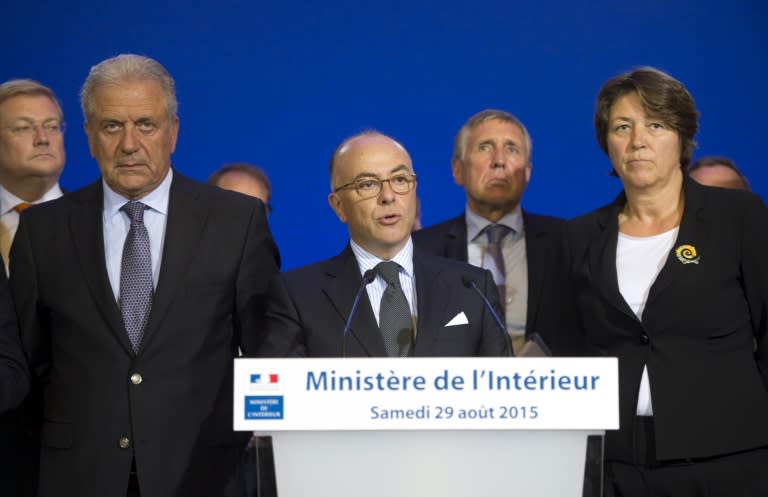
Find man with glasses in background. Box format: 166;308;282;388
0;79;66;273
258;130;509;358
0;78;65;497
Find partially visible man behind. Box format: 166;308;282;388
209;162;277;497
209;162;273;214
413;110;564;354
10;54;279;497
0;79;65;272
688;155;750;191
259;131;509;358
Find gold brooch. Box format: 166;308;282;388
675;244;700;264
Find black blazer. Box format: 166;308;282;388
0;255;26;413
9;172;279;497
257;245;509;357
561;177;768;462
412;210;564;344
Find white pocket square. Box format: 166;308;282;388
445;311;468;327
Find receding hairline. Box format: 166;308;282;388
453;109;533;162
0;79;63;120
329;130;411;189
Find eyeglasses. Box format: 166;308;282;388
3;120;66;138
333;173;417;199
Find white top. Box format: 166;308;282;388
465;205;527;336
616;226;679;416
0;182;64;273
350;237;417;326
103;170;173;301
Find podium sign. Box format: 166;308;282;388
234;357;618;497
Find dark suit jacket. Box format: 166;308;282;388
9;172;279;497
561;177;768;462
257;245;509;357
0;254;26;413
412;210;564;346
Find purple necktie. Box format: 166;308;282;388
119;201;153;353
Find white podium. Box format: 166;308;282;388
234;357;618;497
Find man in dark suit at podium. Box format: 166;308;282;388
413;109;563;355
259;131;509;358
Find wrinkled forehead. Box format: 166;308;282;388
335;135;413;179
0;93;62;121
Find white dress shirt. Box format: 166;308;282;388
616;226;679;416
0;182;64;273
465;205;527;337
350;237;418;328
103;170;173;301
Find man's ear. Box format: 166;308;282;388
451;158;465;186
328;192;347;223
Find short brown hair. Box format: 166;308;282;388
0;79;63;120
208;162;272;209
594;67;699;171
689;156;750;191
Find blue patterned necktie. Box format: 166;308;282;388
375;261;413;357
119;201;153;353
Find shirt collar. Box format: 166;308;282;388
465;204;524;242
350;237;414;279
103;169;173;220
0;182;64;215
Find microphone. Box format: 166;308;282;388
342;269;377;357
462;275;513;357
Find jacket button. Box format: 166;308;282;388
640;334;650;344
119;437;131;449
130;373;143;385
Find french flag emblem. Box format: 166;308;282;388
249;373;280;390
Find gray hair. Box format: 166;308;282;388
80;54;177;122
0;79;63;120
453;109;533;162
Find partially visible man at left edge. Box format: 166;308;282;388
0;259;26;412
10;54;279;497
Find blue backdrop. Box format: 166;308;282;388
2;1;765;269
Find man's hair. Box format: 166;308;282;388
80;54;177;122
328;130;408;190
594;67;699;172
689;155;750;191
0;79;63;120
208;162;272;201
453;109;532;162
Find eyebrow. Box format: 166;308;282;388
351;164;411;181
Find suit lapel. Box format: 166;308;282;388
445;215;469;261
587;200;637;321
523;212;549;335
141;173;208;350
322;247;387;356
69;181;135;355
646;178;710;305
412;249;453;355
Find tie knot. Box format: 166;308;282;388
485;224;512;244
375;261;401;286
13;202;32;213
121;201;147;223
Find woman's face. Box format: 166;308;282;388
606;92;682;191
